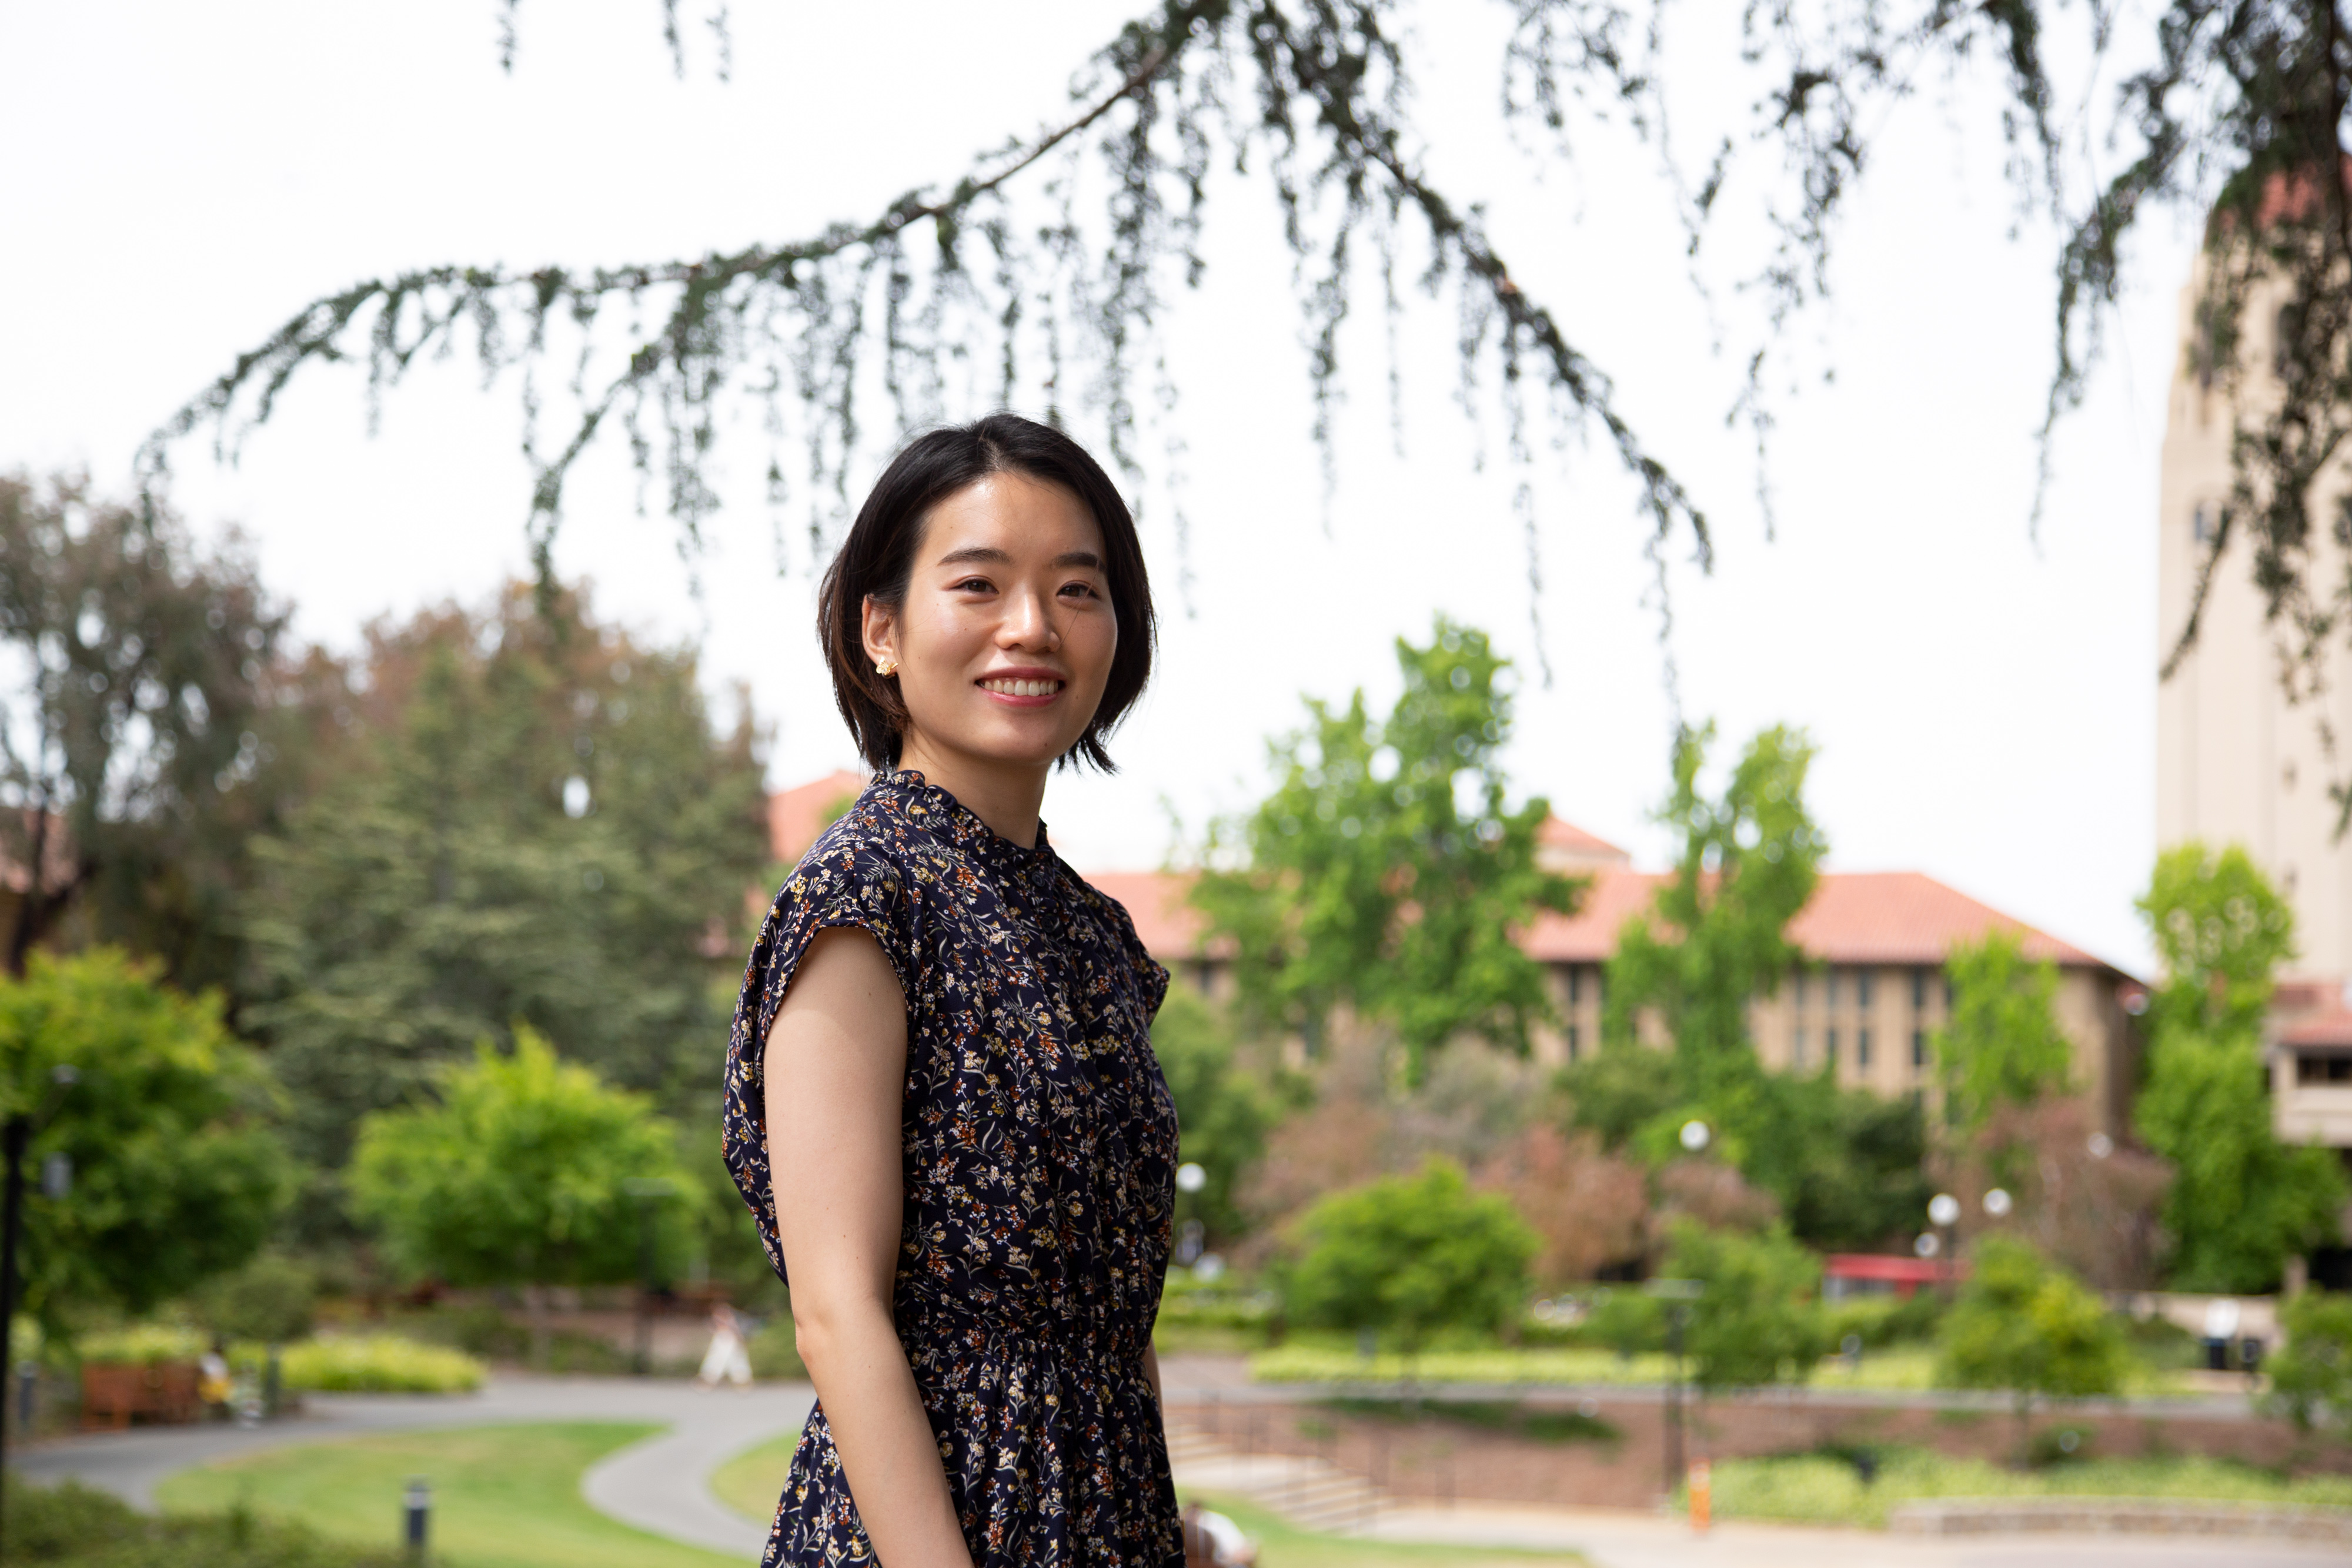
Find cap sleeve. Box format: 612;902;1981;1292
721;837;915;1286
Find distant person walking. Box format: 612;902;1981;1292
723;416;1179;1566
695;1304;752;1389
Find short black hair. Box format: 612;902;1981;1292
817;414;1156;772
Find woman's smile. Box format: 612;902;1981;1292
977;667;1067;704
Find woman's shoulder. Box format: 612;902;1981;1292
774;787;920;908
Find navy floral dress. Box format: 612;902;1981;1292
723;770;1184;1567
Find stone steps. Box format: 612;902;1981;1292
1165;1419;1387;1533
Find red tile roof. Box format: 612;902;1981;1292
1522;867;2113;970
2279;1005;2352;1049
1081;870;1231;959
1536;814;1631;867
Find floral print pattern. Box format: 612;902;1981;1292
723;770;1183;1567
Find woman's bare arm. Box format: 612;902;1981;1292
766;927;972;1568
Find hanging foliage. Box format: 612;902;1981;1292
134;1;2352;711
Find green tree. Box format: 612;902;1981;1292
2264;1289;2352;1434
350;1027;693;1363
1935;931;2073;1135
2137;1029;2342;1292
1;949;292;1326
1148;985;1273;1242
2139;842;2297;1041
1284;1159;1535;1356
1194;618;1579;1079
0;474;306;993
1660;1221;1829;1391
1938;1236;2128;1446
1604;723;1823;1085
1560;722;1926;1248
2134;844;2341;1292
243;584;767;1171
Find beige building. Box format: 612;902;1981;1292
2153;229;2352;1148
770;775;2140;1132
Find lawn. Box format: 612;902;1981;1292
1702;1447;2352;1529
155;1422;740;1568
709;1430;796;1522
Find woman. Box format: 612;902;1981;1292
723;414;1182;1567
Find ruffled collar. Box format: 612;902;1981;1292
876;768;1058;885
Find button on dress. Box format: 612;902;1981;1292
723;770;1184;1567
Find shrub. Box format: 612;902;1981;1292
1823;1290;1944;1350
1661;1221;1830;1390
75;1325;204;1365
1285;1159;1535;1355
2264;1289;2352;1432
271;1335;484;1393
1937;1236;2126;1444
1582;1289;1667;1357
3;1481;401;1567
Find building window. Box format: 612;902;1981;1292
1792;1028;1806;1069
1857;1028;1873;1067
2297;1053;2352;1085
1826;1028;1840;1066
1826;969;1841;1008
1912;1029;1929;1069
1912;968;1930;1009
1566;1024;1582;1062
1566;965;1582;1005
1793;971;1806;1008
1856;970;1875;1009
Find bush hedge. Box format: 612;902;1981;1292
3;1482;403;1567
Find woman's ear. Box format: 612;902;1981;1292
861;596;901;674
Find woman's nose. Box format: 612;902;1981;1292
1000;589;1060;649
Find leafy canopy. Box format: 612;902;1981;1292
1284;1158;1535;1354
1936;1236;2128;1410
350;1027;693;1293
1193;618;1579;1078
241;584;767;1167
0;474;302;993
2263;1288;2352;1434
2138;841;2296;1040
1148;985;1274;1243
2137;1025;2343;1292
2133;843;2341;1292
1935;931;2073;1135
0;948;292;1326
1605;723;1822;1084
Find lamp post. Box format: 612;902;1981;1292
621;1177;679;1376
1646;1276;1703;1506
0;1064;79;1555
1927;1192;1960;1296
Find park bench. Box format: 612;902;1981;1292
78;1360;201;1429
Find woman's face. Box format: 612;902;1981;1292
863;471;1117;774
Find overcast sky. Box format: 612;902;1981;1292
1;2;2200;972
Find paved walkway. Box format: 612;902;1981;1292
20;1371;2352;1566
17;1373;811;1560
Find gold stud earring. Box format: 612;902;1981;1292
875;657;897;677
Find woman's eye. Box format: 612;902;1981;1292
952;577;994;593
1060;581;1099;599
